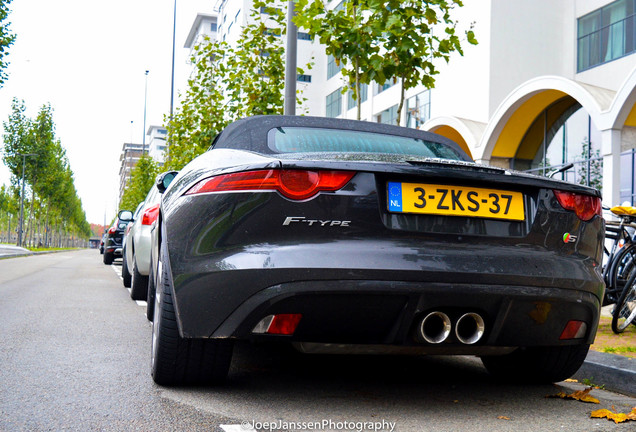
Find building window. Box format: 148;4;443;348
235;10;241;22
621;149;636;205
298;32;312;41
327;54;342;80
347;84;368;110
326;88;342;118
376;80;397;94
297;74;312;83
376;105;398;125
211;23;218;32
406;90;431;129
577;0;636;72
264;28;281;37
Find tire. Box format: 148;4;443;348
130;258;149;301
122;248;132;288
103;251;114;265
607;245;636;305
146;254;156;322
481;344;590;383
151;246;233;386
612;271;636;334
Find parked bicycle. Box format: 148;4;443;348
602;206;636;305
602;205;636;333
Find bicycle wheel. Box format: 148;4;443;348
609;244;636;304
612;270;636;334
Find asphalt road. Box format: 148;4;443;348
1;250;635;432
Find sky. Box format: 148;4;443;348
0;0;213;225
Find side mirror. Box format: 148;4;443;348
156;171;179;193
118;210;134;222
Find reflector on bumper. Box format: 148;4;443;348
252;314;302;335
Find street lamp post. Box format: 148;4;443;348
143;70;149;155
170;0;177;122
17;152;37;247
284;0;298;115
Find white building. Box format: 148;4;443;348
147;125;168;165
184;13;219;64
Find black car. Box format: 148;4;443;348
103;210;133;265
149;115;604;386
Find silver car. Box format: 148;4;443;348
122;184;163;300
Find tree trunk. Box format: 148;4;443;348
396;77;405;126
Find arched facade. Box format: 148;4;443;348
423;116;483;160
425;67;636;206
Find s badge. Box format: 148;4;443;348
563;233;577;243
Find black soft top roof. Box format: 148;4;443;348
210;115;471;161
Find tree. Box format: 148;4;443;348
119;155;159;212
372;0;477;125
577;139;603;192
295;0;381;120
2;99;91;246
165;0;304;170
0;0;15;87
296;0;477;125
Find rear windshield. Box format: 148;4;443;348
268;127;465;160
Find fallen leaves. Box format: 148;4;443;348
546;387;600;404
590;406;636;424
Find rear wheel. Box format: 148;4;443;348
146;254;156;321
130;258;148;301
103;251;113;265
612;271;636;334
151;247;233;386
481;344;590;383
122;248;132;287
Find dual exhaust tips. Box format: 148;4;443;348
420;311;485;345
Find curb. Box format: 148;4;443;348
573;350;636;397
0;249;84;260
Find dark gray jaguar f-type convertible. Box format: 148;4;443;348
149;115;604;386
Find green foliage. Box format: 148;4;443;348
295;0;477;124
0;0;15;87
1;99;91;244
119;155;159;212
165;0;298;170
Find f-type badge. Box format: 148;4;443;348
563;233;578;243
283;216;351;227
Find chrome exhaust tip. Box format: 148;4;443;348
455;313;485;345
420;311;452;344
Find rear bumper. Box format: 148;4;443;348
172;268;601;350
212;280;600;347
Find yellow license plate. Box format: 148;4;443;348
387;182;525;221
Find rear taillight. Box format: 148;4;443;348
108;226;116;234
553;190;602;221
141;204;160;226
185;169;355;200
